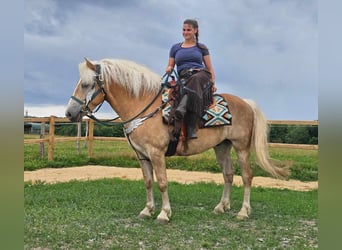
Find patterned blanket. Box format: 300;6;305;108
162;90;232;127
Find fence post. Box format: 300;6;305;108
88;119;94;158
76;122;81;154
48;116;55;161
84;120;88;147
40;122;45;159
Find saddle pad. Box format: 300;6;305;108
202;95;232;127
162;90;232;127
162;89;172;122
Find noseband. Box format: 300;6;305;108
71;64;106;115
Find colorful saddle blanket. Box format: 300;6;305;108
162;90;232;127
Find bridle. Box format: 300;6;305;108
69;64;178;161
70;63;177;134
70;64;106;116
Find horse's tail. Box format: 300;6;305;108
244;99;290;179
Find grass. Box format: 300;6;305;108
24;135;318;249
24;136;318;181
24;178;318;249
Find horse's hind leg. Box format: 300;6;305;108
213;141;234;214
138;158;155;219
235;148;253;220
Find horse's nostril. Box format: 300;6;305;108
65;111;71;118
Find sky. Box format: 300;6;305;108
24;0;318;120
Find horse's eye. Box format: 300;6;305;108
81;83;88;89
81;82;95;89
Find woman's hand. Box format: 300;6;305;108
166;58;175;74
165;66;173;74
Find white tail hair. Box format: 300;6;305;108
243;99;289;178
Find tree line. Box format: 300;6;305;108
269;124;318;145
55;123;318;145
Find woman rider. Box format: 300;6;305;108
165;19;217;139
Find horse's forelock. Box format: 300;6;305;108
78;61;97;83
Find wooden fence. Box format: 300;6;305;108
24;117;318;160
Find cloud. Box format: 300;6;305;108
24;0;317;120
24;103;116;119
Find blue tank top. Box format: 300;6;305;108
169;42;210;73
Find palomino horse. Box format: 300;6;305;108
65;58;289;224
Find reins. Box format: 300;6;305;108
86;83;165;126
85;68;178;128
77;66;179;162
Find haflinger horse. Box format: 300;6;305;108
65;58;289;224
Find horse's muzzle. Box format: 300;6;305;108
65;104;85;122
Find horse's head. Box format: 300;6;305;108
65;58;106;122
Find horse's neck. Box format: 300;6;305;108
105;83;160;121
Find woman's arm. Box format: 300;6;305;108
166;57;175;73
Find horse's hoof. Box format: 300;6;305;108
236;206;251;220
138;207;154;219
214;206;225;214
236;213;249;220
156;217;169;224
214;203;230;214
156;210;170;224
138;213;151;219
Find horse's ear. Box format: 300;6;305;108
84;57;96;71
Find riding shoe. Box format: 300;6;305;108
186;111;198;139
175;95;188;119
186;126;198;139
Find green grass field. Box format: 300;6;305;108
25;178;318;249
24;136;318;249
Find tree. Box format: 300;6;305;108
269;125;288;143
285;126;310;144
94;123;124;137
307;126;318;144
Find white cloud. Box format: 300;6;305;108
24;103;116;119
24;104;67;117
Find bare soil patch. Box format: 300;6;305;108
24;166;317;191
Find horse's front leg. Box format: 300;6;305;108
138;158;155;219
151;154;172;224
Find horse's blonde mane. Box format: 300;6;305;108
79;58;161;97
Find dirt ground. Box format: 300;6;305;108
24;166;317;191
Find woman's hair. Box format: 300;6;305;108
183;19;199;42
183;19;208;51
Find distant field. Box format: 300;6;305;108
24;135;318;181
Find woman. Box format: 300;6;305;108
165;19;217;139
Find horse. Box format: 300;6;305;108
65;58;289;224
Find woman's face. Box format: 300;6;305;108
182;23;197;41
